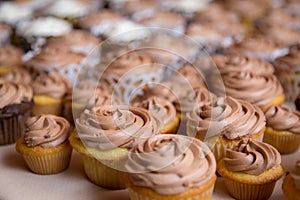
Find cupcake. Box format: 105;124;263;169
186;96;266;163
159;0;211;15
173;64;205;88
282;160;300;200
16;16;72;50
126;134;217;200
44;0;102;25
31;73;70;116
0;67;32;84
273;46;300;102
78;9;123;36
263;105;300;154
0;23;12;47
226;35;289;61
218;139;283;200
0;44;24;74
136;11;186;34
25;46;86;84
0;81;33;145
16;114;72;174
42;30;100;55
133;96;179;134
70;105;162;189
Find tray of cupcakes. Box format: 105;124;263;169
0;0;300;199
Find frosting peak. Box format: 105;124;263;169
24;115;70;148
224;139;281;175
126;134;216;195
76;106;162;150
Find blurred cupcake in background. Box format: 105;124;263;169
0;44;24;74
0;67;32;85
0;2;33;26
282;160;300;200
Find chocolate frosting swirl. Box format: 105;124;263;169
175;87;213;114
32;73;69;98
187;96;266;140
291;161;300;190
224;139;281;175
0;44;23;67
0;81;33;109
175;65;205;88
126;134;216;195
222;70;283;108
212;54;275;76
0;68;31;84
133;96;176;125
24;115;70;148
76;106;162;150
264;105;300;134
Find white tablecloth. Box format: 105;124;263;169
0;143;298;200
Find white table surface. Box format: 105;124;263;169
0;143;298;200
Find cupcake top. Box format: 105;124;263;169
212;54;275;76
32;73;69;99
142;82;178;104
264;105;300;134
0;23;12;46
126;134;216;195
291;160;300;190
0;2;33;25
78;9;123;34
71;79;98;106
187;96;266;140
160;0;211;13
0;44;23;67
273;46;300;73
24;115;70;148
223;139;281;175
17;17;72;39
0;68;32;85
221;70;283;108
94;86;123;107
43;30;100;54
105;51;154;77
137;11;186;33
133;96;176;125
227;35;288;61
45;0;101;18
0;81;33;109
175;87;213;114
76;105;162;150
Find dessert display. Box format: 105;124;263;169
0;0;299;199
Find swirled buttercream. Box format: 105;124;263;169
0;81;33;109
0;44;23;67
264;105;300;134
24;115;70;148
76;106;162;150
224;139;281;175
126;134;216;195
187;96;265;140
0;68;31;84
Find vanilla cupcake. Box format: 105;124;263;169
133;96;179;134
16;114;72;174
263;105;300;154
218;139;283;200
126;134;217;200
25;46;86;84
186;96;266;163
0;81;33;145
31;73;69;116
70;105;162;189
0;44;23;74
273;46;300;102
282;160;300;200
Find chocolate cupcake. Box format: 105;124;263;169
0;81;33;145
